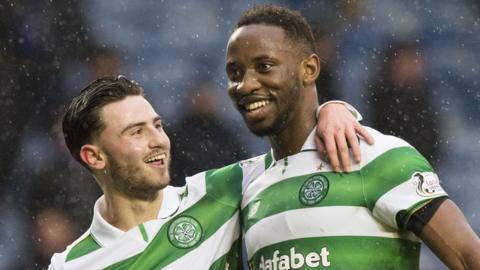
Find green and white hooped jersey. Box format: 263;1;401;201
49;159;267;270
242;127;448;270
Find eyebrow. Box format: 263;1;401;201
120;116;162;135
226;55;274;67
252;55;274;62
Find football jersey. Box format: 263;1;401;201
242;127;448;270
49;159;267;270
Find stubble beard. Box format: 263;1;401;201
106;152;169;201
248;81;301;138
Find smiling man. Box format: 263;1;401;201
226;4;480;269
48;75;369;269
49;76;249;269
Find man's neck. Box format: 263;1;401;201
100;189;163;232
269;105;317;160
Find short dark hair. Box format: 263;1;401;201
235;4;316;55
62;75;144;167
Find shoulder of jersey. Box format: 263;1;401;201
238;154;267;170
358;127;413;166
238;154;270;193
49;229;93;267
182;162;243;195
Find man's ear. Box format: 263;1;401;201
301;53;321;85
80;144;106;170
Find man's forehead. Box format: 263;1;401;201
100;96;158;126
229;24;286;46
227;25;298;59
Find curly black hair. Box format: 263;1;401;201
235;4;316;55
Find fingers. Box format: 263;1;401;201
323;132;341;172
346;126;361;163
315;136;328;162
335;130;351;172
315;102;372;172
355;123;374;145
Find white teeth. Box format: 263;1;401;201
145;153;166;163
245;100;269;111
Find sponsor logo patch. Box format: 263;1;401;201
411;172;444;197
299;175;329;206
168;216;202;248
257;247;331;270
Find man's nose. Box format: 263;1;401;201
236;69;261;95
148;128;168;149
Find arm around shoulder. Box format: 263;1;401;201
419;199;480;269
315;100;374;172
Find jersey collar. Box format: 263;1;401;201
90;185;180;247
269;127;317;163
157;185;181;219
300;127;317;152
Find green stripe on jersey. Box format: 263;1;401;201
361;147;433;209
139;224;148;242
111;164;242;269
208;238;242;270
249;236;420;270
204;163;243;207
242;171;366;231
66;234;101;262
264;152;273;170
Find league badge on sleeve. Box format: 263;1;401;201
411;172;445;197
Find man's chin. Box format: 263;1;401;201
153;172;171;187
246;122;282;138
147;176;170;193
244;120;270;137
249;128;270;137
126;182;167;201
119;175;170;201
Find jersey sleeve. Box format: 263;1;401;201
202;163;244;208
238;153;271;194
361;133;448;230
48;252;65;270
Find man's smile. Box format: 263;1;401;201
144;152;168;168
244;100;270;111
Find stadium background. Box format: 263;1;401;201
0;0;479;269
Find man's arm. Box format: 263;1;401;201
416;199;480;269
316;101;374;173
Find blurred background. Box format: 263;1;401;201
0;0;479;269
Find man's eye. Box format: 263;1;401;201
227;67;242;81
155;123;163;130
257;63;272;72
132;129;142;135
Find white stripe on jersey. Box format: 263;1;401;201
244;206;419;259
240;154;270;194
183;171;207;207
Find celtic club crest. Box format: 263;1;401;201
299;175;329;206
168;216;203;248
